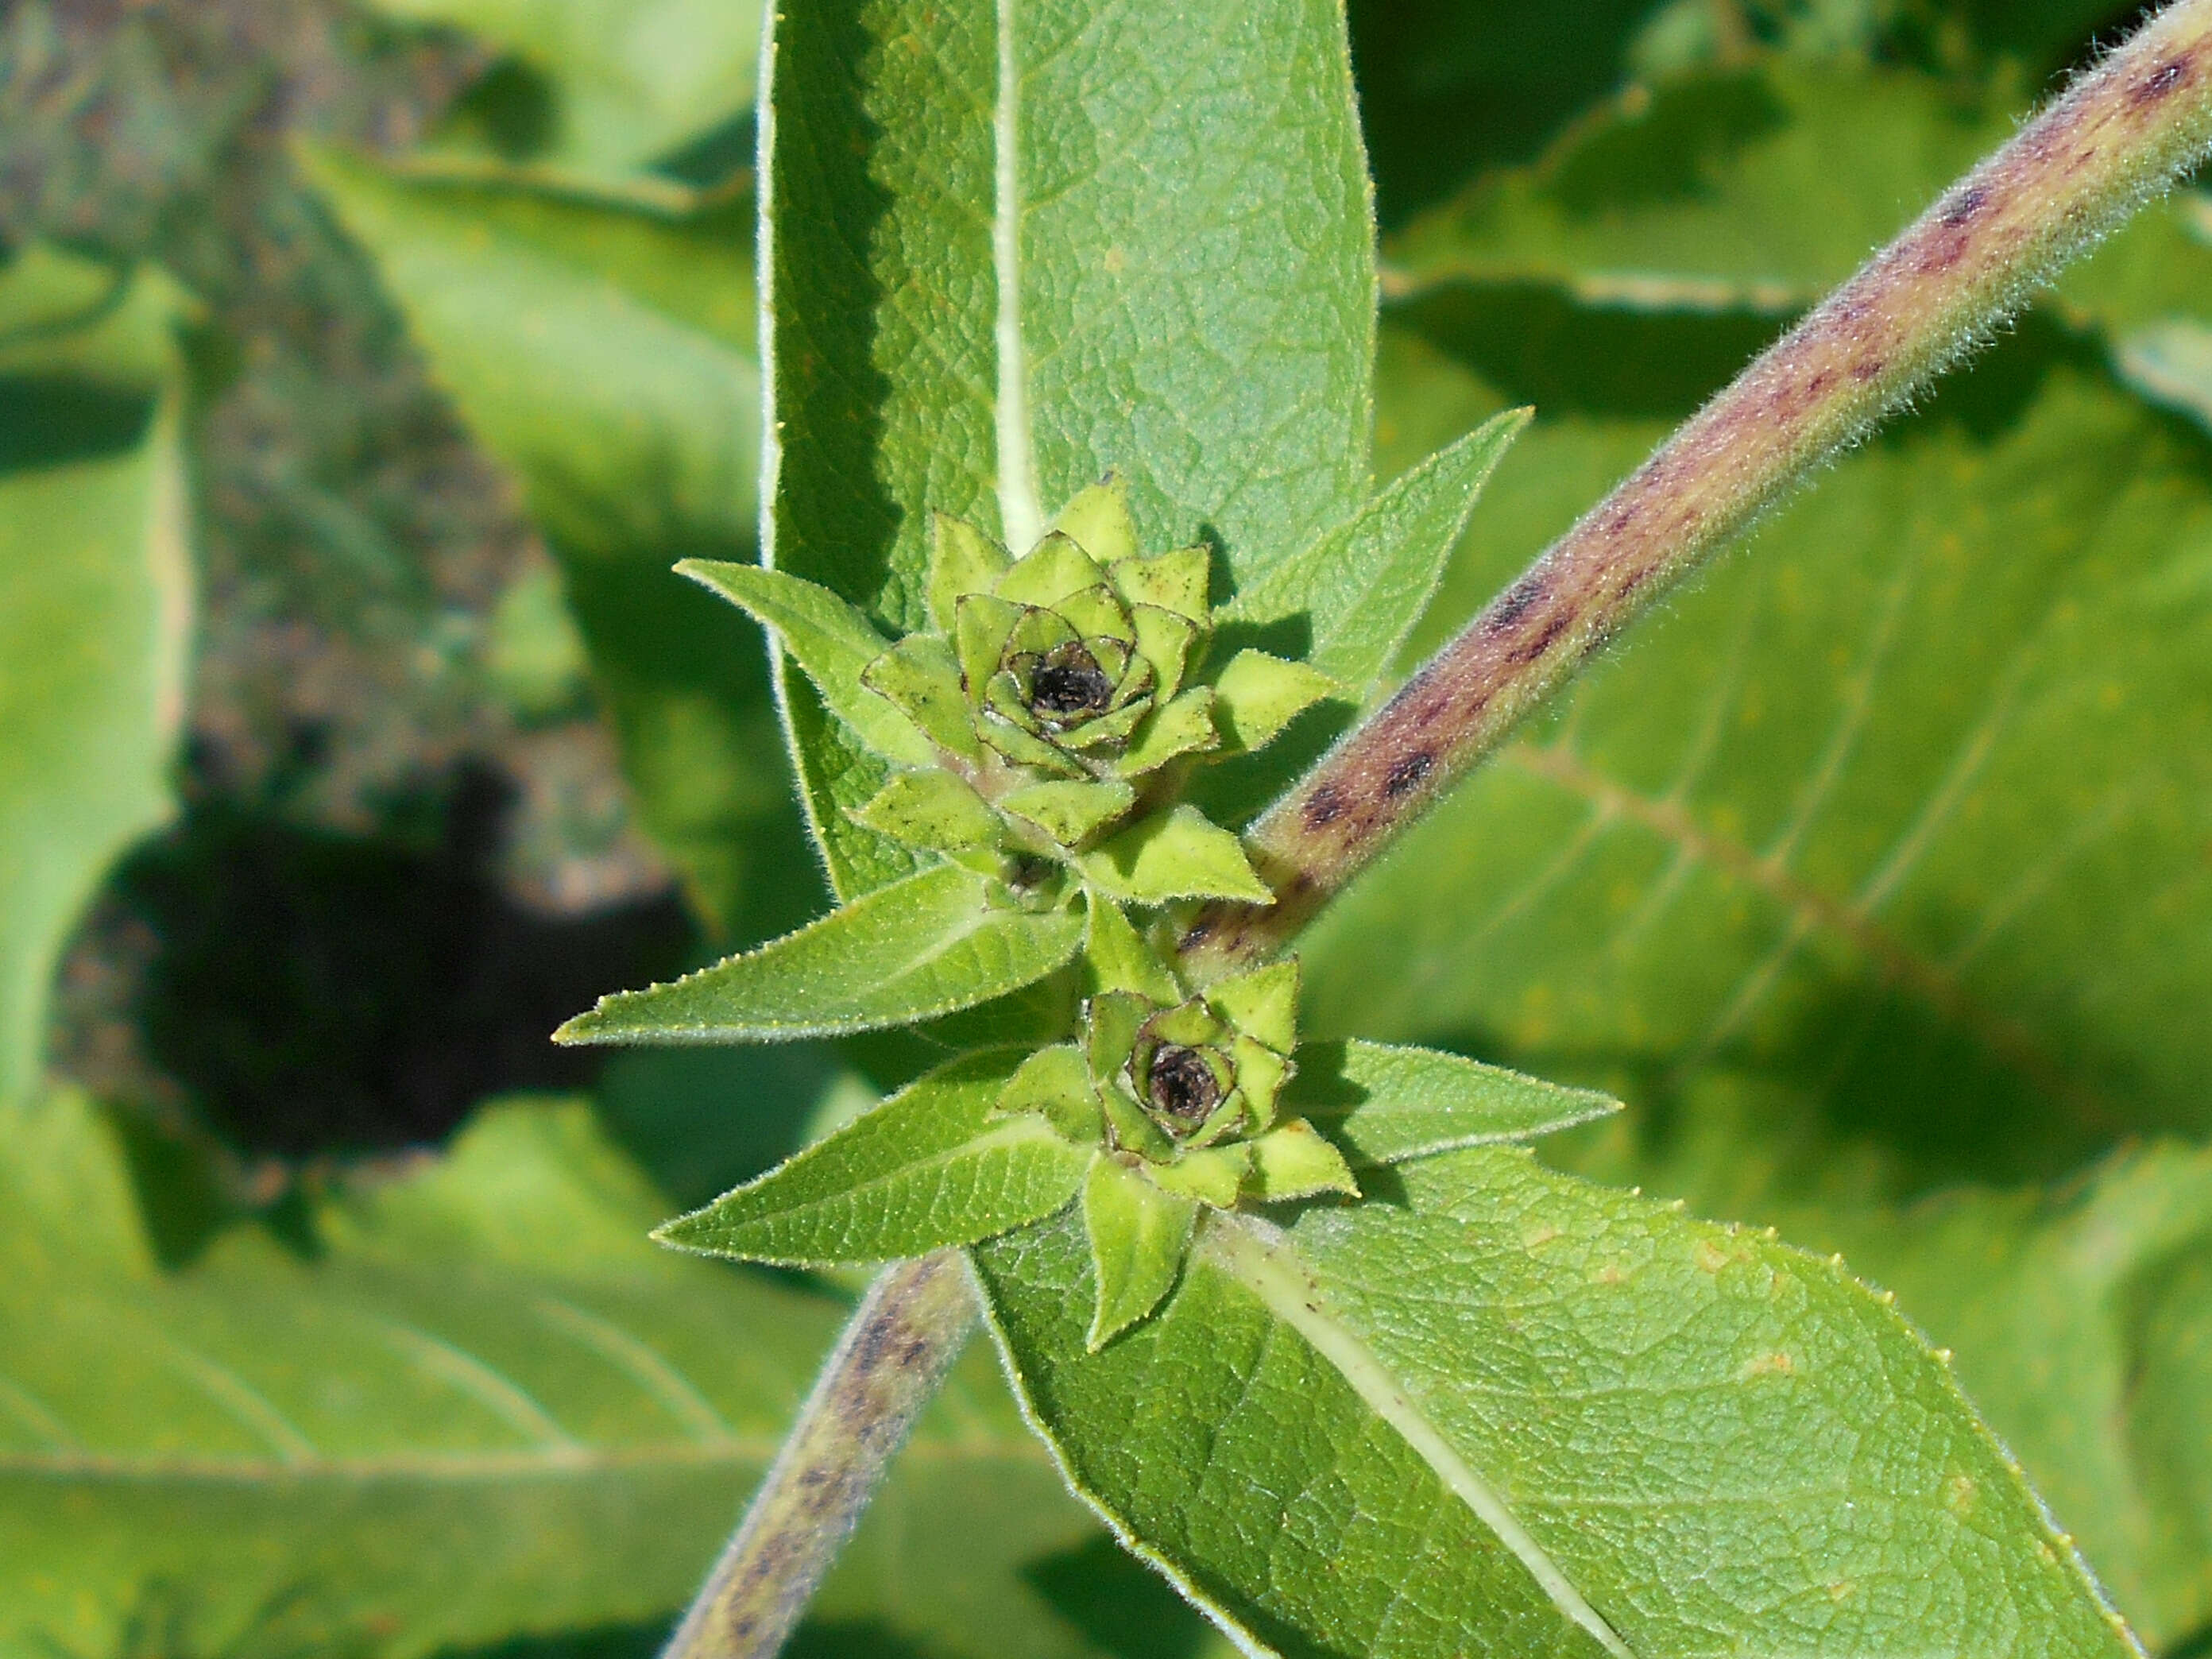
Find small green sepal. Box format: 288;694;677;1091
1082;1154;1197;1349
1243;1118;1359;1202
849;771;1000;853
1212;649;1340;752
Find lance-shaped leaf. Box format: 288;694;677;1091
973;1150;2139;1659
679;560;938;767
1080;807;1272;907
555;863;1082;1043
1285;1040;1620;1166
760;0;1374;889
1219;410;1529;694
656;1051;1090;1265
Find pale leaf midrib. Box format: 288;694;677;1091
1203;1214;1637;1659
993;0;1041;551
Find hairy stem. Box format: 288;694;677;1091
1178;0;2212;978
659;1252;977;1659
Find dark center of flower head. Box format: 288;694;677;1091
1146;1044;1221;1128
1028;643;1115;721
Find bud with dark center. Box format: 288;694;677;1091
1027;643;1116;724
1145;1043;1222;1127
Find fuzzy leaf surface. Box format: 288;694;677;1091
1319;143;2212;1638
1286;1039;1619;1166
559;863;1084;1043
656;1050;1089;1265
1221;408;1529;694
0;1092;1218;1659
975;1150;2133;1659
761;0;1375;891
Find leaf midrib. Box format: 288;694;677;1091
1202;1213;1637;1659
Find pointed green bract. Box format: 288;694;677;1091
1244;1120;1359;1201
849;771;1001;853
1051;476;1139;564
1081;1155;1197;1351
679;560;937;768
1000;778;1136;848
655;1050;1090;1265
975;1153;2139;1658
860;631;984;761
928;512;1011;633
555;863;1083;1044
1211;650;1338;752
1081;895;1181;1003
992;1042;1105;1144
760;0;1375;891
1080;806;1271;906
1220;411;1530;693
1284;1040;1620;1166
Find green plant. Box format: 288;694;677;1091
10;1;2212;1657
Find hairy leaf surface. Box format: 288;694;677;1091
975;1149;2131;1658
761;0;1376;891
657;1050;1089;1264
558;863;1084;1044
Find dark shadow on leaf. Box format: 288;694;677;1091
1545;70;1789;215
0;374;153;468
1398;284;1780;420
1021;1534;1223;1659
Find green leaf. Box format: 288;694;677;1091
1000;778;1136;849
1243;1119;1359;1202
1081;1155;1196;1352
1387;64;2009;313
1080;895;1181;1004
1221;409;1530;693
2114;317;2212;437
557;863;1083;1043
849;769;1001;853
974;1150;2137;1658
368;0;763;176
761;0;1375;889
1711;1134;2212;1645
1286;1040;1621;1166
655;1050;1089;1265
300;149;817;938
304;149;759;561
1079;807;1272;907
1208;651;1337;753
0;250;191;1105
679;560;938;768
0;1091;1205;1659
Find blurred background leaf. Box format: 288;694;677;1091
0;244;193;1106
